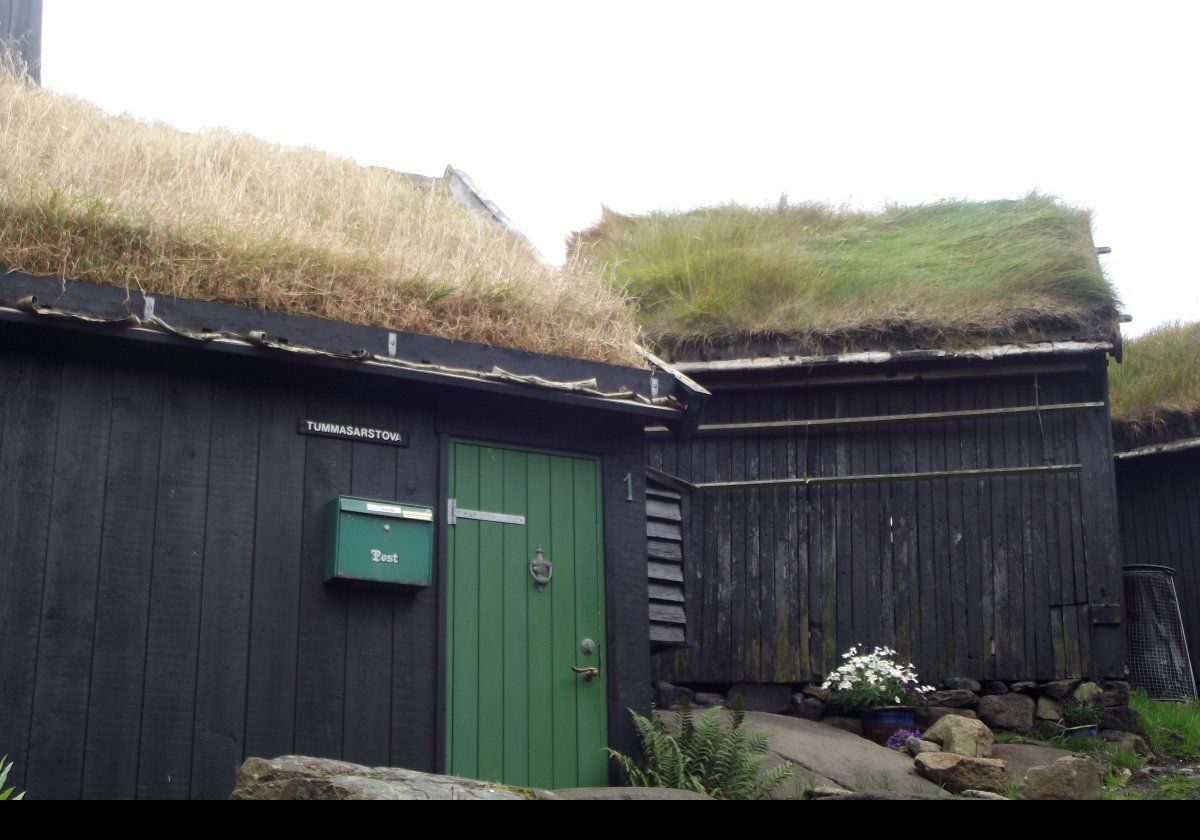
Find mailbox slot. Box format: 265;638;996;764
324;496;434;587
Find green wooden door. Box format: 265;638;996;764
445;441;608;789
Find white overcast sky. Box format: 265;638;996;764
40;1;1200;335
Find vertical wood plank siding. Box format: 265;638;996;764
1117;448;1200;680
650;359;1125;685
0;326;651;798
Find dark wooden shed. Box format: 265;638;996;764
1116;438;1200;680
0;272;701;798
646;339;1127;687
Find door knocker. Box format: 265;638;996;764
529;545;553;591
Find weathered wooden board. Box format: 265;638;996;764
649;356;1124;684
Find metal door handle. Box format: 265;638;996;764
571;665;600;682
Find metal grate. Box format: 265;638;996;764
1123;565;1198;701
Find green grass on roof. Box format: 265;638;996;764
573;195;1119;354
1110;321;1200;442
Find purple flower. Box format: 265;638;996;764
886;728;923;751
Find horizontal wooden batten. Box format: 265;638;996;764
1115;436;1200;461
647;401;1104;438
669;340;1115;374
696;361;1094;391
696;463;1082;491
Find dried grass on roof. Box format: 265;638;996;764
0;69;640;365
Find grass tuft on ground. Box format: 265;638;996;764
573;194;1119;355
0;67;641;364
1110;321;1200;444
1131;688;1200;761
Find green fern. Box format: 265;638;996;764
0;756;24;801
608;697;794;800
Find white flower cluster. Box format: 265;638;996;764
820;645;935;700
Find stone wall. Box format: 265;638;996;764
655;677;1141;741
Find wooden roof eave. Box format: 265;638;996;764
669;339;1117;376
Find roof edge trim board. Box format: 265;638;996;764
671;340;1116;374
1115;436;1200;461
0;304;683;420
0;270;667;398
637;343;711;435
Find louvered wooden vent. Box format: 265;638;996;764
646;468;692;649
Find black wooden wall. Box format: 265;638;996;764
647;357;1125;686
1117;448;1200;679
0;323;650;799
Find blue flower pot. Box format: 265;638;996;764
861;707;915;745
1063;724;1099;740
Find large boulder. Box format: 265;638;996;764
943;677;983;692
1072;681;1104;705
990;742;1076;785
916;706;979;729
907;737;941;756
822;715;863;736
792;695;826;721
1099;705;1143;734
1101;730;1152;757
914;752;1008;794
1018;755;1102;800
959;789;1008;800
554;787;711;800
231;756;540;800
654;680;695;709
1036;696;1063;721
739;711;949;798
924;715;995;758
926;689;979;709
1040;680;1077;700
728;683;793;713
1098;680;1131;708
977;693;1035;733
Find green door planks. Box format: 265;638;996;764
446;441;608;789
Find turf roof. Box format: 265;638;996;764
1110;321;1200;450
0;70;640;365
573;195;1120;357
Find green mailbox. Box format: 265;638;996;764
325;496;435;587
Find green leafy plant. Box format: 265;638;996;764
608;698;794;800
0;756;24;801
1060;700;1101;728
1131;688;1200;760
